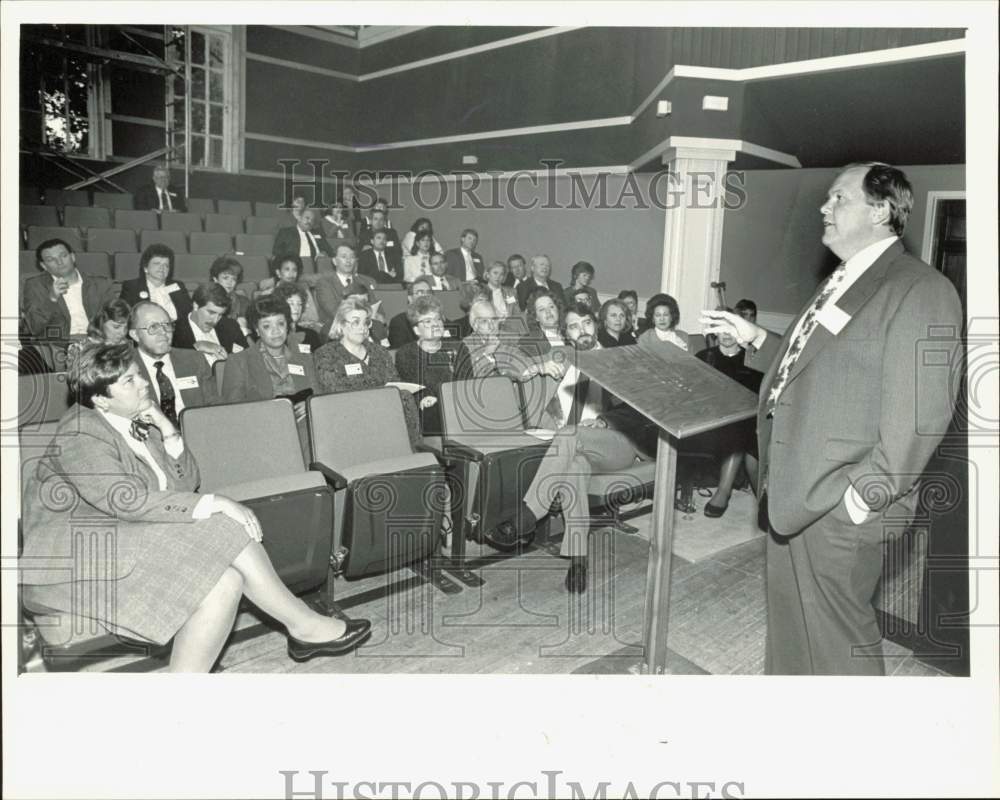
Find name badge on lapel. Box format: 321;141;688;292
231;343;244;353
345;363;363;376
176;375;200;390
386;241;395;247
165;283;181;293
298;344;311;354
817;303;851;335
288;363;305;376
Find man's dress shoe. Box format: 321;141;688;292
287;618;372;662
564;557;587;593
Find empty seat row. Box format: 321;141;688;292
20;206;295;236
23;225;280;257
21;187;295;218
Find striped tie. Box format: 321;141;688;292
765;264;846;416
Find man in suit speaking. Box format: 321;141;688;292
702;162;963;675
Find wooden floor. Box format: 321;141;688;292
51;487;946;676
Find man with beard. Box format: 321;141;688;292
502;303;658;592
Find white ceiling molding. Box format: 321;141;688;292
357;26;429;47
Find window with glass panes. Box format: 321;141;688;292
166;26;230;169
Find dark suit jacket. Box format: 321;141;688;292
444;247;485;282
516;277;565;311
747;240;962;537
21;271;118;341
272;226;334;259
134;183;188;213
171;315;248;353
358;248;403;285
20;405;201;584
313;272;377;329
120;277;194;322
358;226;402;259
220;340;318;404
134;348;220;410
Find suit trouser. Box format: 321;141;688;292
523;426;645;558
765;500;886;675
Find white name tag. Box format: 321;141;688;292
442;330;452;338
175;375;199;390
386;241;395;247
231;343;244;353
288;363;305;376
817;303;851;335
166;283;181;293
345;363;363;376
298;344;311;354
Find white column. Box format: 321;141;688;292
659;144;737;329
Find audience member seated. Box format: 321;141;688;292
120;243;193;324
638;293;688;351
210;255;251;332
273;282;323;351
289;195;308;225
273;208;333;260
394;296;460;438
357;229;402;284
516;254;565;311
454;299;504;379
426;251;460;291
21;238;119;368
19;341;370;672
128;301;220;425
67;297;133;363
734;297;757;324
400;217;443;255
502;304;658;592
358;208;402;254
343;281;389;346
314;243;377;333
516;287;568;359
563;261;600;310
134;164;188;213
618;290;647;336
340;185;365;239
448;282;490;340
172;282;249;367
403;230;436;284
444;228;485;283
685;305;763;518
257;254;325;339
597;298;637;347
321;201;356;247
484;260;519;320
314;298;420;446
388;277;433;348
221;295;318;428
503;253;528;289
361;197;395;235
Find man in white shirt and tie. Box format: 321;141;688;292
135;165;188;214
358;230;400;284
273;208;334;261
701;162;963;675
445;228;485;283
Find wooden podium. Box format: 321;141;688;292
576;343;759;674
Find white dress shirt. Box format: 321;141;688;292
147;282;178;321
157;187;173;211
136;349;187;416
62;271;89;335
461;247;476;281
297;228;322;258
186;314;223;366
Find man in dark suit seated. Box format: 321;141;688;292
272;208;333;260
357;229;402;284
20;237;119;370
357;208;402;254
133;164;188;213
129;301;219;424
503;253;528;289
388;276;434;348
171;282;249;367
314;243;377;333
516;254;565;311
444;228;485;283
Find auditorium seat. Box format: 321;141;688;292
20;251;38;275
26;226;84;253
237;255;270;281
315;256;334;274
63;206;111;230
437;290;463;320
217;199;253;217
307;388;446;579
173;254;214;281
300;257;316;275
43;189;90;208
189;232;233;255
87;227;138;254
179;398;334;594
20;186;41;205
235;233;274;255
114;252;141;278
377;289;410;321
244;216;281;235
20;205;60;229
74;253;113;279
204;214;244;236
253;201;287;217
160;212;204;233
91;191;134;211
186;198;216;215
140;229;188;253
114;209;159;232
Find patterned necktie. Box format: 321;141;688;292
377;251;386;273
765;264;847;415
130;417;152;442
153;360;178;427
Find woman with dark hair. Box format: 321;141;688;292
87;297;133;345
257;253;324;336
272;281;323;351
19;342;371;670
400;217;443;255
519;286;566;355
597;298;637;347
210;255;250;331
403;231;435;284
120;243;192;322
563;261;600;310
322;201;356;248
617;289;647;336
638;292;688;351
